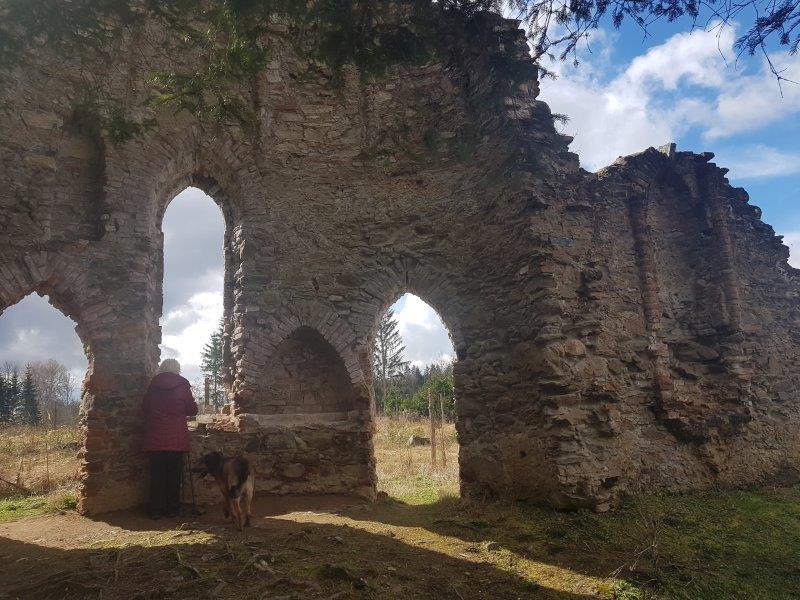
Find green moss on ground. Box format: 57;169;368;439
0;491;77;523
409;488;800;600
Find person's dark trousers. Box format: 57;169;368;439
148;451;184;517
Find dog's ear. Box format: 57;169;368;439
201;451;224;474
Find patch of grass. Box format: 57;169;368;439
0;490;77;523
374;416;458;504
373;416;800;598
0;425;81;498
621;490;800;599
426;488;800;600
613;581;645;600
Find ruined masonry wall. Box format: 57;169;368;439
189;418;374;504
1;13;799;513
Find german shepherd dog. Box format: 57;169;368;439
196;451;254;530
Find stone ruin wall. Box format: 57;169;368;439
1;13;799;513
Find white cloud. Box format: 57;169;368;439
624;27;734;90
391;294;455;367
160;290;223;380
539;25;800;170
714;145;800;179
781;232;800;268
704;67;800;139
0;294;87;384
393;294;439;331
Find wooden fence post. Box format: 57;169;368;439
428;388;437;468
439;393;447;468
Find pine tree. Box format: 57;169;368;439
19;367;41;426
372;310;409;413
200;319;225;408
1;369;19;423
0;374;8;424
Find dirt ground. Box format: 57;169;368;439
0;495;605;600
3;421;799;599
0;420;612;599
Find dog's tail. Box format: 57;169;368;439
228;457;251;499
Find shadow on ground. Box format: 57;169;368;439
0;495;605;600
338;489;800;600
4;488;799;600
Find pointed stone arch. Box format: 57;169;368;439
154;160;244;233
266;307;367;389
0;251;93;342
146;139;253;401
0;250;123;512
237;306;370;418
358;258;468;361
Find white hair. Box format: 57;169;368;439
158;358;181;375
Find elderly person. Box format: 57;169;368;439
142;358;198;519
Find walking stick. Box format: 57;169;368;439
185;450;199;516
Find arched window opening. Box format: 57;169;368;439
160;186;226;412
0;293;88;507
372;293;458;503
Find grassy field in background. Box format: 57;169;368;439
0;425;81;494
0;425;81;522
374;416;459;503
1;420;800;598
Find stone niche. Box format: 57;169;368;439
253;326;357;416
188;325;373;506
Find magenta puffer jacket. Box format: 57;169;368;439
142;372;198;452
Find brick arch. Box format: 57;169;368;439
154;166;243;232
154;170;238;307
0;250;118;512
261;307;368;392
237;308;370;417
356;259;468;360
353;258;519;498
0;251;94;346
136;126;259;235
372;288;464;361
147;140;254;397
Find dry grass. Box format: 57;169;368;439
0;425;81;498
0;418;453;503
374;415;459;504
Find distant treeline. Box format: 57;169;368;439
0;361;78;427
373;308;455;418
378;361;455;419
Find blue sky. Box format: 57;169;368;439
537;18;800;255
1;16;797;383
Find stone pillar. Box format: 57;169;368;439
627;194;674;402
79;314;157;514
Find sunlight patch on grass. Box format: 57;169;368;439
284;507;618;597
